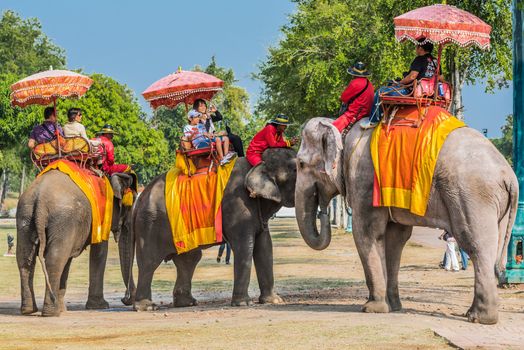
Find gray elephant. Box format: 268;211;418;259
129;148;296;311
295;117;517;325
16;170;135;316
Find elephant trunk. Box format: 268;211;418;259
295;181;332;250
118;206;135;305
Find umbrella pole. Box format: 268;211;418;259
54;98;61;158
434;44;443;102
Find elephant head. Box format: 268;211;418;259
110;173;137;241
245;148;297;208
295;118;343;250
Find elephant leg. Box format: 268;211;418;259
17;241;38;315
253;227;282;304
172;249;202;307
134;252;163;311
453;220;499;325
351;209;389;313
41;249;69;317
384;223;412;312
229;231;255;306
86;241;109;310
58;258;73;313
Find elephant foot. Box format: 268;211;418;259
85;297;109;310
231;296;253;307
20;304;38;315
466;305;498;325
134;299;158;312
387;296;402;312
362;300;389;313
173;294;198;308
121;295;134;306
41;304;61;317
259;294;284;305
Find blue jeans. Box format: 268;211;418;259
218;242;231;262
369;85;411;123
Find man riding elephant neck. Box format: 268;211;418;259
332;61;375;132
246;114;297;168
96;124;131;176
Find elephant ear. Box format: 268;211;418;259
110;173;133;199
244;163;281;203
318;119;344;194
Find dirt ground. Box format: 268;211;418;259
0;218;523;350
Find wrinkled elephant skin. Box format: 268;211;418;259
16;170;135;316
131;148;296;310
295;117;518;325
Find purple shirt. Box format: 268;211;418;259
29;121;64;144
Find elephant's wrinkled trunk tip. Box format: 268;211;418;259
295;186;332;250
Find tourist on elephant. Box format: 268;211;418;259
95;124;131;175
27;107;64;149
361;38;444;129
184;110;234;165
63;108;89;139
246;114;297;167
332;61;374;132
193;99;245;156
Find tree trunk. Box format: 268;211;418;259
20;164;26;195
0;170;8;212
449;54;468;120
0;170;4;209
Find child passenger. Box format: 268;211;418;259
183;110;234;165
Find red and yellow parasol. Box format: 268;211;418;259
10;69;93;108
142;68;223;110
394;4;492;50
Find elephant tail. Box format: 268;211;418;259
495;177;519;281
34;203;56;303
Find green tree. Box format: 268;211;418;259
377;0;512;119
256;0;511;122
0;10;66;76
256;0;412;123
0;10;67;202
491;114;513;165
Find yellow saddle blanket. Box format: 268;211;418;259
370;106;465;216
38;160;114;243
165;154;236;254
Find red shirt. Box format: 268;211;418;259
246;124;290;166
333;77;375;131
98;135;115;168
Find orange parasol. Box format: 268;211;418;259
10;69;93;108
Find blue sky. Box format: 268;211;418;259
3;0;512;137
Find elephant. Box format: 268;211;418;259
16;170;136;317
128;148;296;311
295;117;517;325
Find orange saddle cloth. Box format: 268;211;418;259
165;154;236;254
38;160;114;243
370;106;465;216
